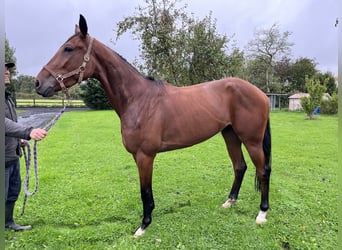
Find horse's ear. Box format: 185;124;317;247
79;14;88;37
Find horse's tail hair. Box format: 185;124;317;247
255;118;272;192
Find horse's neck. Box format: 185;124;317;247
91;41;148;116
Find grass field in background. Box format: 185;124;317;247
5;111;338;249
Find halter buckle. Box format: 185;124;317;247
56;74;64;82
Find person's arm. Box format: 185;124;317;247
5;118;47;141
5;117;32;139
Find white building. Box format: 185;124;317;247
288;93;309;111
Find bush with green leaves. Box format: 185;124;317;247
301;76;326;119
300;96;315;119
79;78;112;110
320;93;338;114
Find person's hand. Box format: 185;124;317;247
30;128;48;141
20;139;28;147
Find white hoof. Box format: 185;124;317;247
134;227;145;237
256;210;268;224
222;198;236;208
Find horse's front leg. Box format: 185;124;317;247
133;150;155;237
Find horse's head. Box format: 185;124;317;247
35;15;94;97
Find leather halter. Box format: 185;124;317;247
43;36;94;98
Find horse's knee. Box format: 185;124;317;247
236;162;247;173
234;162;247;182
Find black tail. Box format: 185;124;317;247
263;119;272;166
255;119;272;191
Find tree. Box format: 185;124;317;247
301;76;326;119
116;0;237;86
274;56;291;83
116;0;188;85
315;71;336;95
273;56;292;93
184;12;233;84
244;56;269;91
13;75;36;95
79;78;111;110
246;23;294;92
289;57;317;92
225;46;244;78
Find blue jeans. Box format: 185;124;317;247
5;159;22;202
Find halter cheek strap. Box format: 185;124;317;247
43;36;94;98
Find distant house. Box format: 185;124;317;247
288;93;309;111
288;92;331;111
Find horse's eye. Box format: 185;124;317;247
64;46;74;52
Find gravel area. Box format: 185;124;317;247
17;107;88;129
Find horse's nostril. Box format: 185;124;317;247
35;80;40;88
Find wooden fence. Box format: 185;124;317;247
16;99;86;108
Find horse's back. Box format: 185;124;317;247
174;77;269;116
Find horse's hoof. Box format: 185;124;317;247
256;210;268;224
134;227;145;237
222;198;236;208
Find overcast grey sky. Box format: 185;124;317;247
5;0;339;78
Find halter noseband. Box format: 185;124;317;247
43;36;94;98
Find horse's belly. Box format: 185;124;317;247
159;118;228;151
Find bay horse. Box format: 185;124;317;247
35;15;271;237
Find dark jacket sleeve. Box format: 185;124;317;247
5;117;33;140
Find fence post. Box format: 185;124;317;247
33;98;35;107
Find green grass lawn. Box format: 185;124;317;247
5;111;337;249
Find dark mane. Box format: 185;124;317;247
112;49;142;75
145;75;164;85
111;48;164;86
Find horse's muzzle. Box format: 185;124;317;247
35;79;54;97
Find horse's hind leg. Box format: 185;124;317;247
245;143;271;224
221;126;247;208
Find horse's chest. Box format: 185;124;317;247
120;121;160;155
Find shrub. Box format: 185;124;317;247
320;93;338;114
301;76;326;119
301;96;315;119
79;78;112;110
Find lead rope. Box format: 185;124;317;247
21;102;68;216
